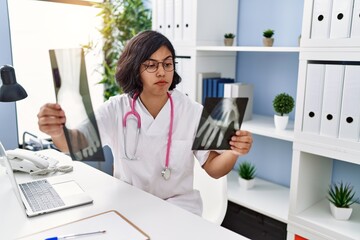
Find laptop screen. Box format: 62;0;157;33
0;142;26;210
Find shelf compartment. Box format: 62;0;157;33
290;150;360;239
227;170;289;224
288;199;360;240
242;114;294;142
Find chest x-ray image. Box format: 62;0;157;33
192;97;248;150
49;48;104;162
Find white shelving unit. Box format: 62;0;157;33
287;0;360;239
153;0;297;237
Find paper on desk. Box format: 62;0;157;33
17;210;150;240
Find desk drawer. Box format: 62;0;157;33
221;201;287;240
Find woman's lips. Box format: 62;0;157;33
156;81;168;86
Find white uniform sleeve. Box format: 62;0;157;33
93;98;117;149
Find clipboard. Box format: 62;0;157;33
17;210;150;240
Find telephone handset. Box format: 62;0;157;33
6;148;57;173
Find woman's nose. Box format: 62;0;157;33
156;63;166;76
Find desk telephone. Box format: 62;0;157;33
6;148;59;174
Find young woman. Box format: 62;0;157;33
37;30;253;215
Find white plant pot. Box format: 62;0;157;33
224;38;234;46
238;177;255;190
329;202;353;220
274;114;289;130
263;37;274;47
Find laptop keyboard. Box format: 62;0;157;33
19;179;65;212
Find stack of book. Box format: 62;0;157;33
197;72;253;122
202;77;235;103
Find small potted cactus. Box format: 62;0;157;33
328;181;358;220
263;29;275;47
238;161;256;190
224;33;235;46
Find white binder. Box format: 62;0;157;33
174;0;183;41
302;64;326;134
339;65;360;141
223;83;232;98
310;0;334;39
156;0;166;35
182;0;193;41
329;0;354;38
350;0;360;38
165;0;174;40
177;57;195;100
320;64;345;138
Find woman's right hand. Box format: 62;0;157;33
37;103;66;138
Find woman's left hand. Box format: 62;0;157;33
229;130;253;156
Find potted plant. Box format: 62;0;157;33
272;92;295;130
238;161;256;190
224;33;235;46
328;181;358;220
263;29;275;47
86;0;152;100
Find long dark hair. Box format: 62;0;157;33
115;30;181;97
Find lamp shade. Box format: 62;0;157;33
0;65;28;102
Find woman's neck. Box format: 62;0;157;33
139;92;169;118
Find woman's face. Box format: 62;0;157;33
140;45;174;97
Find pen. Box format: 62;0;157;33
45;230;106;240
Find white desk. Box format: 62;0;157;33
0;150;248;240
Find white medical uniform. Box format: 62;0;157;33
94;89;210;215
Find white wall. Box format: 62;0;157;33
8;0;104;143
0;0;18;150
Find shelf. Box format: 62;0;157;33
196;46;300;53
288;199;360;240
242;114;294;142
227;170;289;224
293;137;360;165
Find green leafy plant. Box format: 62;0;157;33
224;33;235;39
238;161;256;180
328;182;358;208
88;0;152;100
273;92;295;116
263;29;275;38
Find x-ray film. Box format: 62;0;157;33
192;98;248;150
49;48;105;161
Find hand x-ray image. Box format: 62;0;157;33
192;98;248;150
49;48;105;162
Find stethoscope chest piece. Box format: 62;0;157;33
161;167;171;180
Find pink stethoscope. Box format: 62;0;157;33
122;92;174;180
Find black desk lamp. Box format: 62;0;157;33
0;65;27;102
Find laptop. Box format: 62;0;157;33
0;143;93;217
